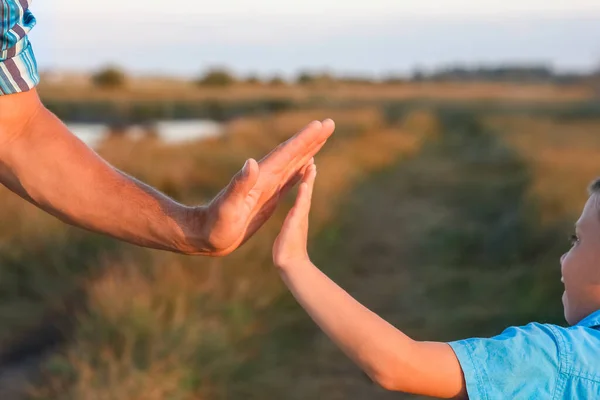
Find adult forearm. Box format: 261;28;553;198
0;104;208;254
279;260;418;390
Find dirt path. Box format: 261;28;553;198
239;114;566;400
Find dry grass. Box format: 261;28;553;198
488;117;600;222
251;111;576;400
38;81;592;103
1;100;597;399
10;107;428;400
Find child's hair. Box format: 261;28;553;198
589;178;600;195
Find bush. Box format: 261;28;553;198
297;71;337;86
269;76;286;86
297;71;315;85
245;75;261;84
197;68;237;87
92;66;127;89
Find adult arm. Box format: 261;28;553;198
0;1;335;256
0;91;334;255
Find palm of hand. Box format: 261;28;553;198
202;120;333;256
272;164;316;267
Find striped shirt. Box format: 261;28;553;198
0;0;38;95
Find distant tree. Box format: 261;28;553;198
297;71;315;85
411;68;426;82
296;70;336;86
423;64;555;83
245;74;261;84
269;76;286;86
197;68;237;87
92;66;127;89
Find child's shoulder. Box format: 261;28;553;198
449;319;600;398
529;317;600;381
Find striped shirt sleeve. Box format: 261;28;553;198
0;0;39;95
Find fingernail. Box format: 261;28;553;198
242;160;249;177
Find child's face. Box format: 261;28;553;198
561;193;600;325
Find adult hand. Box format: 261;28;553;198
194;119;334;256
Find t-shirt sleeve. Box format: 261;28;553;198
448;323;561;400
0;0;39;95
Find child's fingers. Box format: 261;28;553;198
277;165;316;250
304;164;316;205
294;165;317;217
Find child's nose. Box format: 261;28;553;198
560;253;567;266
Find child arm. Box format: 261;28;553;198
273;165;467;399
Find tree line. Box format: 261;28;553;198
88;64;600;89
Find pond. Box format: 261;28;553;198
65;120;223;148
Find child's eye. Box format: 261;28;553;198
570;234;580;246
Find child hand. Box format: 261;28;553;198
273;163;317;270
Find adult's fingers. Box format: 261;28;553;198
259;119;335;175
284;119;333;178
220;158;259;206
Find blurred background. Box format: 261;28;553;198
1;0;600;398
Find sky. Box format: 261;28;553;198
28;0;600;78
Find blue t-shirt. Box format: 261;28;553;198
0;0;38;95
449;310;600;399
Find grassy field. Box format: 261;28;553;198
253;112;579;400
0;106;425;399
38;80;599;125
38;80;593;103
0;88;599;399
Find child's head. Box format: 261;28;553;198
561;178;600;325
